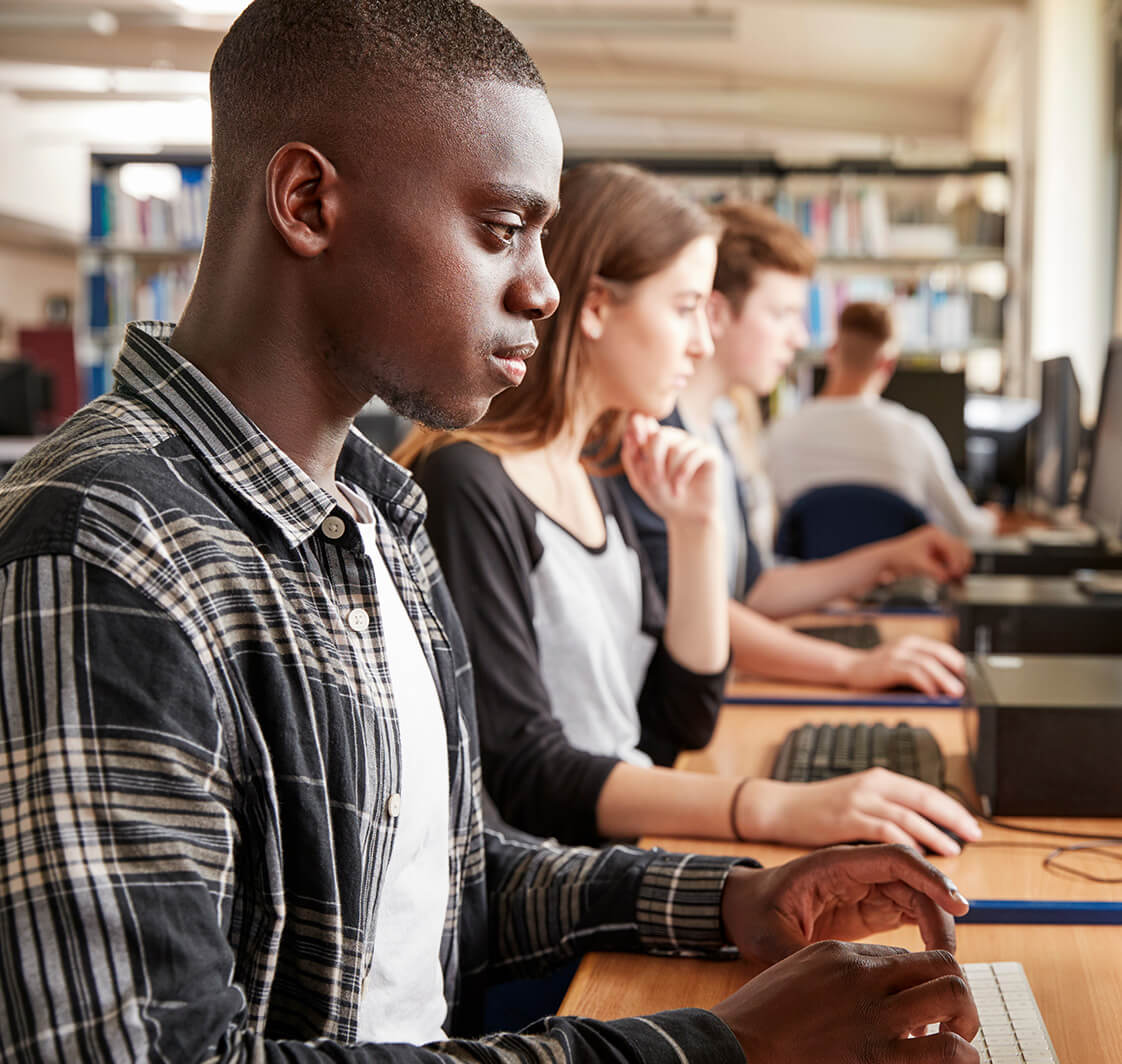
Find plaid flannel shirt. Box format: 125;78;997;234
0;323;750;1063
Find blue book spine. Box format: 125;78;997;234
87;272;109;328
89;181;106;240
807;282;823;345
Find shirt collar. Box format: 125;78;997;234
114;322;428;549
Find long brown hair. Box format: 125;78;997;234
394;161;719;468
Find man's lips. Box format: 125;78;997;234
490;342;536;386
493;341;538;362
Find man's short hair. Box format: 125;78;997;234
710;201;816;311
209;0;543;195
838;301;894;345
835;301;894;373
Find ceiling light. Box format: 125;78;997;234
172;0;250;14
0;9;118;34
497;7;735;39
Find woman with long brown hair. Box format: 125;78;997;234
397;162;978;852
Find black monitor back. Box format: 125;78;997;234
1031;355;1082;508
0;361;52;436
1082;340;1122;537
811;363;967;466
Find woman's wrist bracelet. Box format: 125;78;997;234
728;775;752;842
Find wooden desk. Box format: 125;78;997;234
561;926;1122;1063
676;704;1122;903
561;615;1122;1062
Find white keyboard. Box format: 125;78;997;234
964;962;1060;1063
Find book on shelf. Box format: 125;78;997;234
86;256;196;329
88;162;210;248
772;185;1002;262
806;276;996;353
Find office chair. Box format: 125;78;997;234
775;483;928;560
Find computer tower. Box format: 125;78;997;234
971;537;1122;576
952;574;1122;654
0;362;52;436
967;654;1122;816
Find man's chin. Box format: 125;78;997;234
385;391;495;433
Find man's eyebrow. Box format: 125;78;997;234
480;183;560;222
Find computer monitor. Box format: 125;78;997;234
811;363;967;466
1031;355;1082;508
1082;340;1122;537
0;362;52;436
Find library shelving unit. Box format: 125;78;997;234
77;148;406;433
587;156;1013;392
79;151;210;397
76;152;1014;407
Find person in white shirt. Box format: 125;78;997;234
764;301;999;539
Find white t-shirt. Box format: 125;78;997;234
762;394;997;539
531;512;658;766
341;484;450;1046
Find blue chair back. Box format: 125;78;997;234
775;483;927;560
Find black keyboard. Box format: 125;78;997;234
771;721;945;788
793;622;882;650
859;575;945;610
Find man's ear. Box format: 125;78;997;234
579;277;615;341
264;142;338;258
707;290;732;339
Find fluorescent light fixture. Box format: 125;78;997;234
498;6;735;39
0;63;208;101
0;8;118;34
172;0;250;14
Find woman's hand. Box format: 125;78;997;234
843;636;966;697
737;769;982;856
620;413;720;529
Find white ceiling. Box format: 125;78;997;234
0;0;1026;155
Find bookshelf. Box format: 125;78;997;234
79;151;210;397
75;152;1014;402
609;156;1014;390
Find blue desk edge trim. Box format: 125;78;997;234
724;693;963;708
957;899;1122;924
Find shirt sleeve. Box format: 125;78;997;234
0;555;752;1064
482;826;757;1060
915;416;998;538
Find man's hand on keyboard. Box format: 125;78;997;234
711;941;981;1064
843;635;966;696
740;770;982;855
719;844;970;962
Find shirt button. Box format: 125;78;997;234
347;607;370;632
386;793;401;819
322;515;346;540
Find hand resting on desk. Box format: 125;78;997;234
737;768;982;855
842;634;966;697
713;845;980;1063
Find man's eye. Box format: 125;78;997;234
487;221;522;244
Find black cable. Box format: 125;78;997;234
944;781;1122;844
